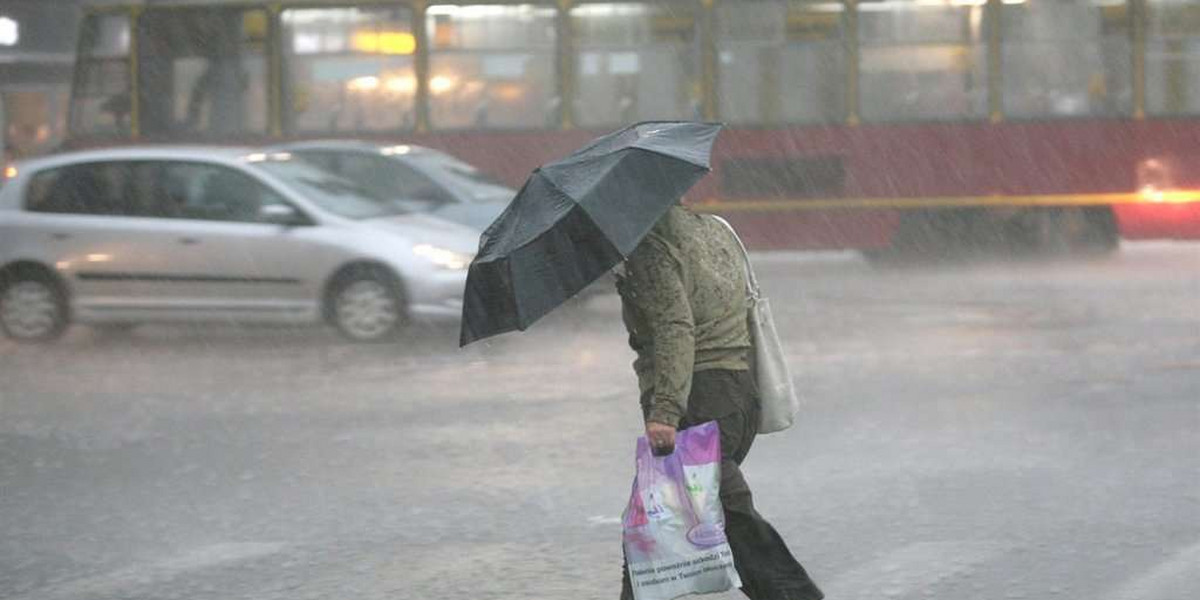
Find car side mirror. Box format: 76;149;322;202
259;204;308;226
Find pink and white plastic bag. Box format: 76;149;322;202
622;421;741;600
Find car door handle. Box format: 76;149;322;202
50;232;71;240
178;237;201;245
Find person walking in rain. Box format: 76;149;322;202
616;204;824;600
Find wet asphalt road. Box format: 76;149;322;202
1;243;1198;600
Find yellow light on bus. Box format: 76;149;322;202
429;75;457;95
1140;185;1165;203
347;76;381;92
3;165;16;179
1139;186;1200;205
385;76;416;94
494;83;524;102
352;31;416;55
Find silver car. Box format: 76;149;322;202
0;146;478;342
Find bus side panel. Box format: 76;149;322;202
1121;120;1200;239
716;210;899;251
1115;204;1200;239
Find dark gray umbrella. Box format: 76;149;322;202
459;121;722;346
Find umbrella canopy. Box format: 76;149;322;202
459;121;722;347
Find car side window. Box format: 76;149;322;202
26;162;137;216
158;162;290;223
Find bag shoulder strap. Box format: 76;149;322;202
708;215;760;299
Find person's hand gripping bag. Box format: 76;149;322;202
622;420;741;600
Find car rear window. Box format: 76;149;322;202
24;162;143;215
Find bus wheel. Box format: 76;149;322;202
1071;206;1119;255
860;248;905;267
1027;207;1118;257
862;209;966;266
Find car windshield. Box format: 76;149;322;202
251;157;425;220
412;153;515;203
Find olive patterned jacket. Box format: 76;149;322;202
617;206;752;427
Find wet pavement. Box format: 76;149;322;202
2;243;1198;600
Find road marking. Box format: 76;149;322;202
823;541;1003;599
12;542;285;600
1105;540;1200;600
1155;360;1200;371
587;515;623;526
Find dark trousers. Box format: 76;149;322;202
622;369;824;600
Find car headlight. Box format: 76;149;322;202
413;244;473;270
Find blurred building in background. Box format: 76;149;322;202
0;1;85;162
5;0;1200;253
41;0;1200;252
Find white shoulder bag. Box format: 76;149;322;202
710;216;800;434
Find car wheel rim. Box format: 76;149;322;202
335;280;399;340
1;281;60;339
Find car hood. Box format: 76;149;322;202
362;213;481;255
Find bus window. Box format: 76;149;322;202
1002;0;1132;119
717;0;846;126
281;6;416;134
570;1;700;127
136;8;269;138
427;4;557;130
858;0;987;122
1146;0;1200;116
69;12;131;138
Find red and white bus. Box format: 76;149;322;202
64;0;1200;256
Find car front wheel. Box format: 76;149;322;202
329;268;407;342
0;275;69;342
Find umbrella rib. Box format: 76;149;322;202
633;145;712;170
554;121;719;169
508;257;530;332
512;203;623;326
526;172;644;262
505;173;580;256
551;145;711;171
